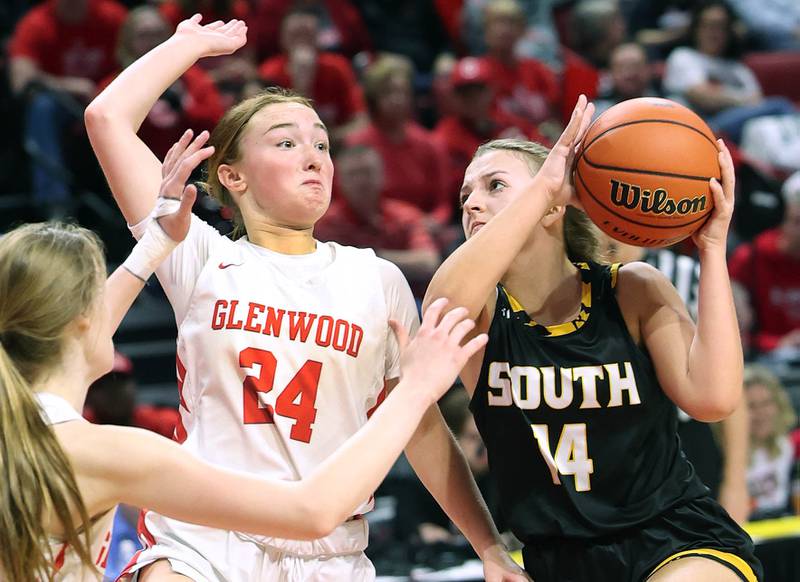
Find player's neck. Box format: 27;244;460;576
34;341;91;414
247;223;318;255
502;251;581;326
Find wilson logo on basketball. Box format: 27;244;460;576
609;179;707;216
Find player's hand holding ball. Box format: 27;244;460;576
156;129;215;243
535;94;595;210
389;298;488;407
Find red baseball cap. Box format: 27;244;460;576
450;57;492;88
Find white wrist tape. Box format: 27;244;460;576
122;197;182;282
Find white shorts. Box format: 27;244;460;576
121;511;374;582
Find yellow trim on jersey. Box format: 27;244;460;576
502;280;592;337
610;263;620;288
648;548;758;582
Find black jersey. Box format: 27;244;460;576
470;262;708;542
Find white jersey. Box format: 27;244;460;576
36;393;115;581
132;215;419;516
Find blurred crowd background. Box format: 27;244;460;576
1;0;800;579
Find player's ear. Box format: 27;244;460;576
218;164;247;198
542;205;566;227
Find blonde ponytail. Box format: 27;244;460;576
0;222;105;580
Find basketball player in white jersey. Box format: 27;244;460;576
85;16;527;582
0;132;491;581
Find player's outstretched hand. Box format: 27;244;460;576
692;138;735;253
389;298;487;407
156;129;215;242
175;14;248;58
536;94;594;210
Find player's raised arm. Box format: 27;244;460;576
422;96;594;321
632;139;743;421
84;16;246;225
93;300;488;540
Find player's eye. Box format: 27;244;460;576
490;179;505;191
277;139;295;148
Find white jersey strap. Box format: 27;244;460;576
36;392;84;426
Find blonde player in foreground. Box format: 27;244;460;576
0;133;487;581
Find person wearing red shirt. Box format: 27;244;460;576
433;56;544;203
315;145;440;299
479;0;560;134
249;0;372;60
159;0;257;107
83;352;180;440
729;172;800;354
259;8;366;137
98;6;224;161
8;0;127;216
347;53;452;233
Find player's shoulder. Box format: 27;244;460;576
617;260;674;299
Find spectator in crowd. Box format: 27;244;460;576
259;8;366;141
662;1;796;144
8;0;127;216
745;365;798;520
433;56;542;204
730;171;800;355
726;0;800;51
626;0;693;60
395;388;500;544
83;351;180;439
159;0;257;105
569;0;627;70
740;112;800;176
314;145;441;299
593;42;662;118
351;0;450;76
99;5;224;160
477;0;560;139
461;0;562;71
347;54;451;229
249;0;372;61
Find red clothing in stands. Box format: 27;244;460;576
98;66;223;160
729;228;800;352
346;122;451;224
259;52;365;127
158;0;250;29
433;112;543;200
315;198;437;252
9;0;126;82
481;55;560;126
83;406;180;440
250;0;372;59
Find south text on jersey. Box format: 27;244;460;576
487;361;642;410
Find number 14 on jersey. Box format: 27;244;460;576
531;423;594;492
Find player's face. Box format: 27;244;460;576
235;103;333;228
746;383;779;443
460;150;538;238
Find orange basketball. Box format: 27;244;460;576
574;97;720;247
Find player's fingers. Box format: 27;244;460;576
555;95;587;149
448;317;476;346
164;129;194;175
420;297;448;332
716;139;735;199
436;305;470;336
177;183;198;215
175;145;215;183
708;177;727;212
576;102;595;144
388;319;409;353
461;333;489;360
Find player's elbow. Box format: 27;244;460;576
290;495;340;540
686;395;740;423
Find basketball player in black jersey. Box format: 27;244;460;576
424;95;762;581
